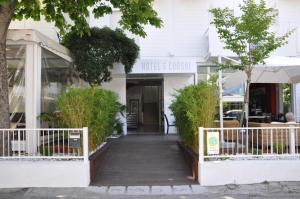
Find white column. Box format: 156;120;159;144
218;56;224;142
289;125;296;155
292;84;297;116
198;127;204;185
25;44;41;154
277;84;284;114
83;127;89;163
294;84;300;122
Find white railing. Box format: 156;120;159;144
0;127;88;162
199;126;300;162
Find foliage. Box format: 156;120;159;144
38;112;64;128
62;27;139;85
170;82;219;152
283;84;291;106
40;146;52;156
56;87;121;150
0;0;162;37
252;148;262;155
0;0;161;128
273;143;286;154
210;0;293;126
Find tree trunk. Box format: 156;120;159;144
239;71;251;127
0;4;15;156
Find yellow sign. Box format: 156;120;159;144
207;132;220;155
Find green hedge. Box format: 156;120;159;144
57;87;121;150
170;82;219;152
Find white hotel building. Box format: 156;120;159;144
7;0;300;134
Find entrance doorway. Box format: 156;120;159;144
126;78;163;133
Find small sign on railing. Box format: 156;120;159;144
69;132;81;148
207;131;220;155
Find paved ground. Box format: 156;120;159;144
92;134;195;186
1;182;300;198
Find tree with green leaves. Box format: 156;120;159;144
210;0;293;126
0;0;162;128
63;27;139;85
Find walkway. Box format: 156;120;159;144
2;182;300;198
92;134;196;186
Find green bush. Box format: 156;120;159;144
170;82;219;152
273;144;286;154
57;87;121;150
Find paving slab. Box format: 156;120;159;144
107;186;126;195
126;186;150;195
86;186;108;193
172;185;192;194
191;185;209;194
151;186;172;195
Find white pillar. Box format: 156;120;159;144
294;84;300;122
289;126;296;155
83;127;89;163
198;127;204;185
25;44;41;154
292;84;297;115
277;84;284;114
218;56;224;142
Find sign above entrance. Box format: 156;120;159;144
130;59;197;74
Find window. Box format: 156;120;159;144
7;45;26;128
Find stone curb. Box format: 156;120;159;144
87;185;206;195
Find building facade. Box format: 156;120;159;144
7;0;300;134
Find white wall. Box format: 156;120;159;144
208;0;300;57
139;0;209;60
101;64;127;134
163;74;195;134
0;161;90;188
273;0;300;56
9;0;300;59
199;160;300;186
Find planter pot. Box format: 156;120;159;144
177;141;199;181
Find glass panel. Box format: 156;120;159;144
41;48;81;127
223;84;244;96
7;45;26;129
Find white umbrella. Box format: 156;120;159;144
224;56;300;88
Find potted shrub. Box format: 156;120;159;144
170;81;218;180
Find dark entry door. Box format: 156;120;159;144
142;86;160;132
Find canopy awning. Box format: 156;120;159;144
224;56;300;88
7;29;72;62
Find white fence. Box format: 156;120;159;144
198;126;300;186
0;128;88;162
199;126;300;160
0;128;90;188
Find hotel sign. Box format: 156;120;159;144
130;59;197;74
207;132;220;155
